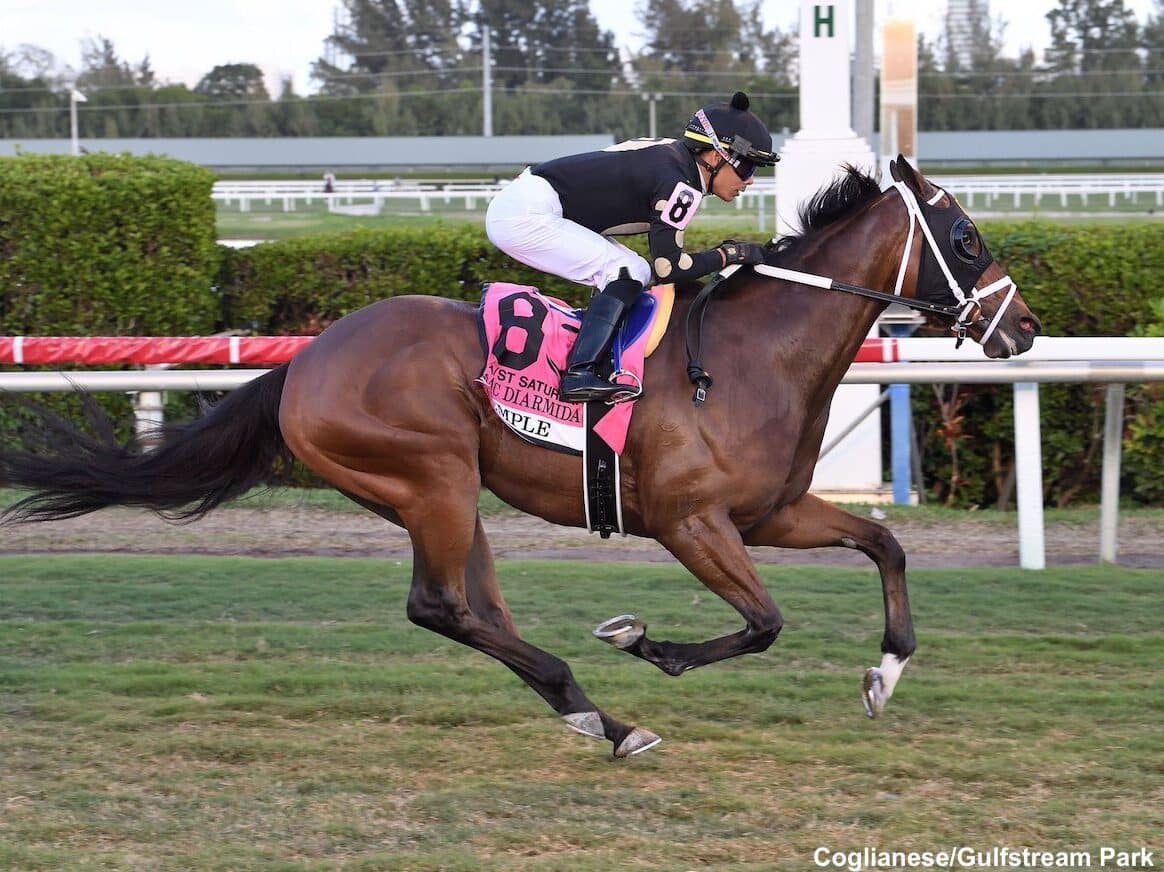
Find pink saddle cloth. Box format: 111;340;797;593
477;282;665;455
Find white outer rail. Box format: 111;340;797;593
3;360;1161;392
0;370;270;391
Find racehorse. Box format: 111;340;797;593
0;158;1040;757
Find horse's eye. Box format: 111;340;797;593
951;218;981;262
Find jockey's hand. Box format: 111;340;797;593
717;240;766;267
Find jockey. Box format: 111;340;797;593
485;91;779;403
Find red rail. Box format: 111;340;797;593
0;336;902;365
0;336;314;365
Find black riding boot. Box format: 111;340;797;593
559;277;642;403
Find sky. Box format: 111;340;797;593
4;0;1161;96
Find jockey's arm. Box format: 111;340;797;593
648;220;770;283
645;179;764;283
647;218;726;284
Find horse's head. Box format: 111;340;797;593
889;156;1041;358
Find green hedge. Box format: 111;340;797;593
990;221;1163;334
0;153;221;448
216;224;737;332
0;152;220;334
912;221;1164;508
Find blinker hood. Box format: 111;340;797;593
916;195;994;305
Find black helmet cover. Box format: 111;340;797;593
683;91;780;169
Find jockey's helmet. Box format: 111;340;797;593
683;91;780;177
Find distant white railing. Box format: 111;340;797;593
211;173;1164;215
211;178;511;213
928;173;1164;210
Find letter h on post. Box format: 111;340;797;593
814;4;835;38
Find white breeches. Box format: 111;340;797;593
485;169;651;291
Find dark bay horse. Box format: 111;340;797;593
1;158;1040;757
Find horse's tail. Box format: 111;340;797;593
0;364;292;524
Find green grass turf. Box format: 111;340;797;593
1;555;1161;869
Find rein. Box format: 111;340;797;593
684;180;1021;402
752;264;962;319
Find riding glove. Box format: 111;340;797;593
717;240;766;267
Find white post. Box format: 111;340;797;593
1099;383;1126;563
781;2;880;500
1013;381;1046;570
643;92;661;138
482;27;493;137
132;392;166;450
70;89;87;156
853;0;875;144
776;1;876;235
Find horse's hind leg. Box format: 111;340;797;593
298;449;657;755
358;500;516;635
599;511;786;676
742;493;916;717
404;503;659;756
463;515;517;635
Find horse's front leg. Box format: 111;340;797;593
597;511;784;675
742;493;916;717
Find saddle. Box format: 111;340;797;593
477;282;673;456
477;282;674;538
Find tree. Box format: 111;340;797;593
75;36;144;89
941;0;1007;72
476;0;617;91
638;0;743;73
4;44;60;82
0;47;64;138
311;0;472;134
195;63;270;102
469;0;621;124
922;0;1026;130
631;0;797;136
1145;0;1164;82
1043;0;1145;127
313;0;468;94
738;0;794;82
1046;0;1141;73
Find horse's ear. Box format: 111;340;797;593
894;154;926;195
889;158;901;182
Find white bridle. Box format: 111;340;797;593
891;180;1019;347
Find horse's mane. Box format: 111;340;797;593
768;165;882;261
672;165;883;298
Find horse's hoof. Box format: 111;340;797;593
614;727;662;758
562;711;604;739
594;614;646;649
862;667;884;718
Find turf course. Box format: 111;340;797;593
1;555;1161;869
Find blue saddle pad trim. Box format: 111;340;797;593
612;293;657;370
